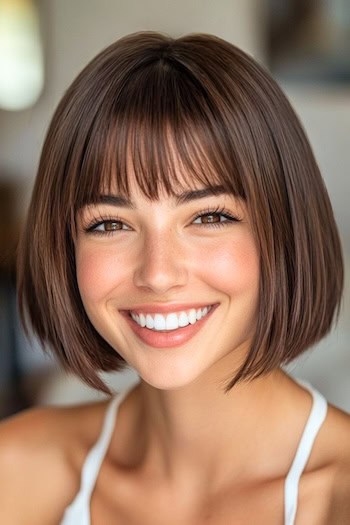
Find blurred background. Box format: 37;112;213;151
0;0;349;419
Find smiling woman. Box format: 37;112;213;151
1;31;349;524
74;177;257;383
16;32;343;395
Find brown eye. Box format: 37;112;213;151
84;217;131;236
201;214;220;224
192;209;241;228
104;221;123;231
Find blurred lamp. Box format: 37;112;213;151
0;0;44;110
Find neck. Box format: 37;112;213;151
125;367;294;496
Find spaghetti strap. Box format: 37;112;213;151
60;382;135;525
284;378;328;525
61;377;328;525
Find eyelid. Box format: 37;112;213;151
82;213;129;232
190;205;242;223
81;205;242;235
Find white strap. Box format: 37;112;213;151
284;378;328;525
61;382;136;525
81;384;135;499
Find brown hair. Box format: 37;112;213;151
16;31;344;394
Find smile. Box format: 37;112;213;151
129;305;213;332
121;303;218;348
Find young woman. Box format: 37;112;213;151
1;31;349;524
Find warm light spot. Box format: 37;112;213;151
0;0;44;110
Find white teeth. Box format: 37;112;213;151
145;314;154;329
178;311;190;327
166;313;180;330
130;306;212;331
154;314;166;330
188;309;197;325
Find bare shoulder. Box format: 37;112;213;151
322;402;350;468
301;400;350;523
0;399;109;525
327;400;350;436
293;399;350;524
323;403;350;522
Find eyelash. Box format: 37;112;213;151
82;206;242;237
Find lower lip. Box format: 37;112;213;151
121;305;218;348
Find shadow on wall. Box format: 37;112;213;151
0;176;55;418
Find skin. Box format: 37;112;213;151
2;167;350;524
75;178;260;392
74;169;311;510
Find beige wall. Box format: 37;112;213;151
0;0;264;213
1;0;349;410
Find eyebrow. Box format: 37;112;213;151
83;185;230;209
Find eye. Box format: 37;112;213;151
83;215;131;236
82;206;242;237
192;206;242;229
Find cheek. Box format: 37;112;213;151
75;246;127;304
198;236;260;296
75;231;260;306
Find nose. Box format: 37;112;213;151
133;229;188;294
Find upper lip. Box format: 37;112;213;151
121;303;218;314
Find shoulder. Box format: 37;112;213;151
288;396;350;524
0;399;109;524
323;404;350;522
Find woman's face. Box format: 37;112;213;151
75;175;260;390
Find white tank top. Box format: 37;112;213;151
60;378;328;525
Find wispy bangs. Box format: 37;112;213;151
69;56;246;238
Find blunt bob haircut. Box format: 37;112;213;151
17;31;344;395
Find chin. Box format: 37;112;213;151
136;366;203;391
